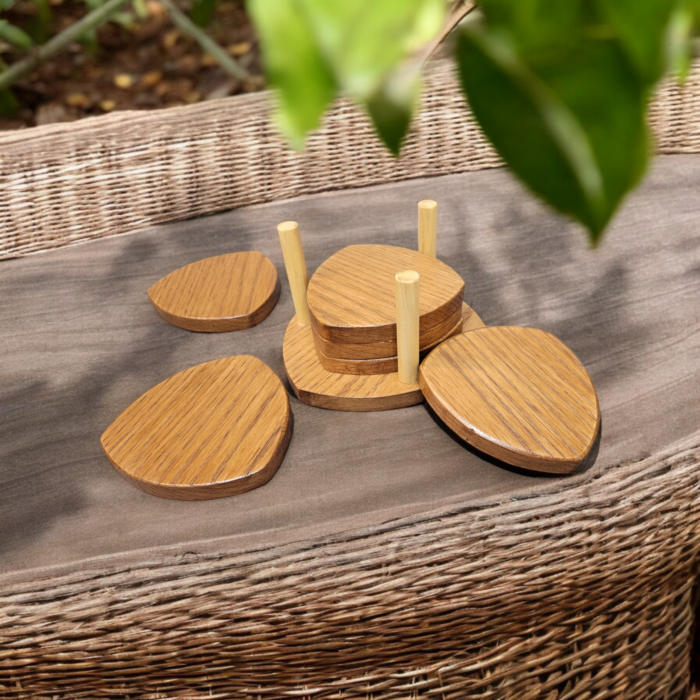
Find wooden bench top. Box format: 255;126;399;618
1;155;699;580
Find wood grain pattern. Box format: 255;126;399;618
283;315;423;411
148;252;280;332
314;302;476;375
101;355;292;499
419;327;600;474
312;299;462;359
307;245;464;343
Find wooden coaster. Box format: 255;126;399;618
419;327;600;474
306;244;464;344
313;299;463;360
148;251;280;332
283;315;423;411
101;355;292;499
314;302;479;375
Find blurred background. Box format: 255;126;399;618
0;0;689;243
0;0;265;129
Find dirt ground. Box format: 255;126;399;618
0;0;264;131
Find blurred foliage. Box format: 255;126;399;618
190;0;217;26
249;0;699;244
0;55;18;115
0;0;249;118
1;0;697;243
80;0;137;54
0;18;33;48
0;0;129;116
248;0;442;151
28;0;51;42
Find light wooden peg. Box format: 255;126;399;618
395;270;420;385
418;200;437;258
277;221;311;326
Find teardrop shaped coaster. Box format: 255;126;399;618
419;327;600;474
307;244;464;344
148;251;280;332
101;355;292;499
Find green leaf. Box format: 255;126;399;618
299;0;442;152
0;58;18;118
111;10;135;28
191;0;217;27
79;28;99;55
132;0;149;20
0;88;18;118
596;0;677;83
477;0;584;54
250;0;444;152
457;28;605;237
29;0;52;43
248;0;336;147
297;0;444;100
666;1;694;81
0;20;34;49
533;36;649;227
366;62;421;155
456;25;649;242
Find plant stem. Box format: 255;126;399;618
33;0;53;43
0;0;131;91
159;0;250;81
0;0;250;92
422;0;477;62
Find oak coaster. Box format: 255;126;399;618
419;327;600;474
312;298;463;360
101;355;292;499
313;302;481;375
148;251;280;332
306;244;464;344
283;315;424;412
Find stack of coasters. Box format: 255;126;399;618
306;244;465;375
278;203;601;474
279;203;470;412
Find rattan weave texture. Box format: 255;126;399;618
1;58;700;259
1;435;699;698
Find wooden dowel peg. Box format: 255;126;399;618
418;200;437;258
277;221;311;326
395;270;420;385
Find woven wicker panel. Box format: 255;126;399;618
2;58;700;259
0;60;496;259
1;435;698;699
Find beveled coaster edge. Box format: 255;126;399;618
150;279;280;333
419;327;600;475
103;409;293;500
148;251;280;333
